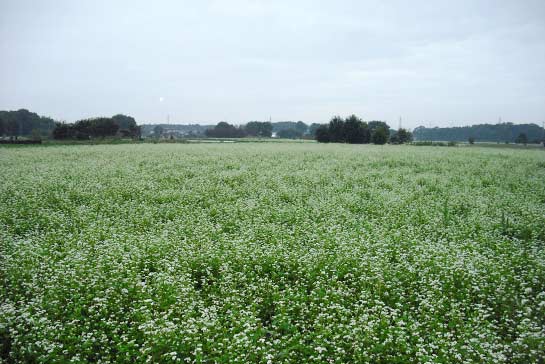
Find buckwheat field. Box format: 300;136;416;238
1;143;544;363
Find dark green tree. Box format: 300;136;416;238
328;116;345;143
389;133;399;144
412;123;544;143
515;133;528;145
0;109;56;137
6;118;18;138
315;125;330;143
245;121;273;137
394;128;412;144
92;118;119;137
344;115;369;144
205;122;246;138
52;122;73;139
112;114;141;138
368;121;390;136
371;126;388;144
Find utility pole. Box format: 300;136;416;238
398;116;402;130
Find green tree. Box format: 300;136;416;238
395;128;412;144
315;125;330;143
112;114;140;138
368;121;390;135
205;122;246;138
412;123;544;143
6;118;18;139
52;122;73;139
515;133;528;145
389;133;399;144
344;114;369;144
328;116;345;143
371;126;388;144
245;121;273;137
295;121;308;135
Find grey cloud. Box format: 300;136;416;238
1;0;544;128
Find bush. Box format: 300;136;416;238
371;127;388;145
315;125;330;143
315;115;385;144
205;122;246;138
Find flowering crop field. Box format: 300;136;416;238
1;143;545;363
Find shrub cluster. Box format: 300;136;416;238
204;122;248;138
315;115;409;145
0;109;55;138
53;114;140;140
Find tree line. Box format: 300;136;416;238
413;123;545;143
53;114;141;140
0;109;56;139
314;115;412;144
145;120;323;139
8;108;541;145
0;110;141;140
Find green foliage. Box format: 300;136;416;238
53;117;120;140
413;123;544;143
205;122;246;138
367;120;390;136
328;116;345;142
390;128;413;144
0;109;56;137
371;126;388;144
1;144;544;363
314;125;330;143
52;114;140;140
515;133;528;145
113;114;141;138
316;115;380;144
245;121;273;137
344;114;370;144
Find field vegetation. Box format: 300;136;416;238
1;143;544;363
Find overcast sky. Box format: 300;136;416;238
1;0;544;128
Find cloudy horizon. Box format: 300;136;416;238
1;0;544;128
